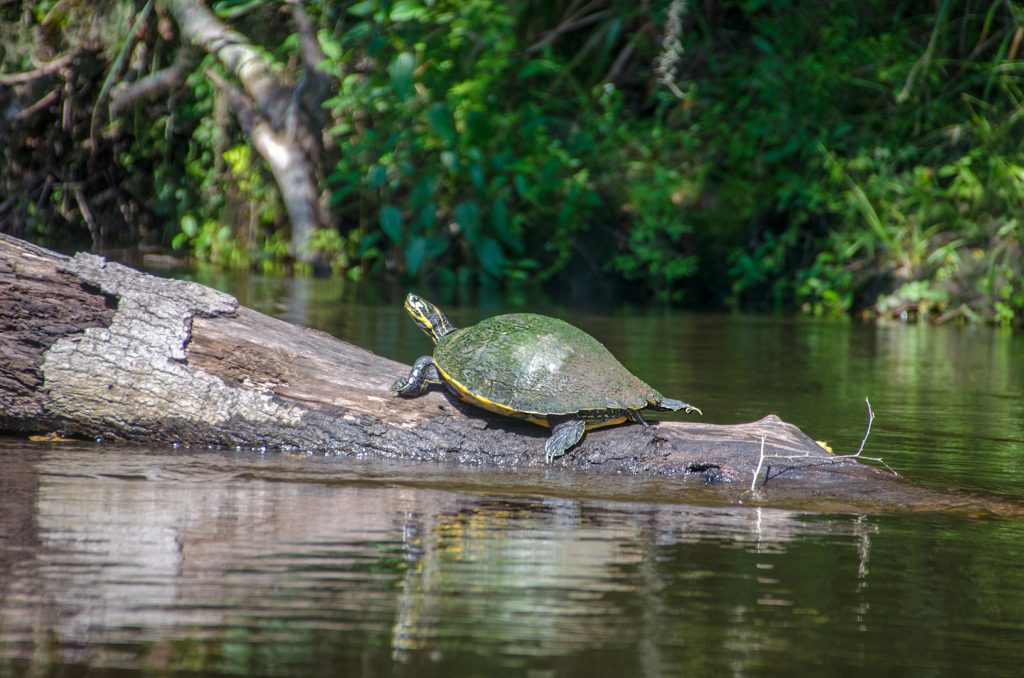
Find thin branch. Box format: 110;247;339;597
13;90;60;123
897;0;953;103
91;0;155;146
853;397;876;457
527;3;612;54
109;47;195;116
73;186;99;249
0;53;75;85
750;435;766;492
749;398;897;490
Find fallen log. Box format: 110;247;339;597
0;234;1016;514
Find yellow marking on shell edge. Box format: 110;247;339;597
584;417;627;430
434;363;630;430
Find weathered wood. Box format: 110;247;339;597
0;238;116;430
3;234;1017;514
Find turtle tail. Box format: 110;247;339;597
652;397;702;415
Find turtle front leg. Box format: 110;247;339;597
392;356;442;397
655;397;702;415
545;419;586;463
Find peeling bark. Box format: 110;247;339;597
3;234;1014;514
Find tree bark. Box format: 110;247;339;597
2;234;1015;514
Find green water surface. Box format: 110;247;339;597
2;276;1023;676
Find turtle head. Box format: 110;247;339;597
404;293;456;344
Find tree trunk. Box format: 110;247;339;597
1;234;1014;514
158;0;328;260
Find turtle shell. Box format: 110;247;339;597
433;313;662;416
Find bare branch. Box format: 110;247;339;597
0;53;76;85
13;90;60;123
90;0;155;145
109;47;196;116
749;398;897;490
750;435;766;492
72;186;99;249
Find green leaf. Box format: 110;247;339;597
469;162;485;191
358;231;380;257
181;214;198;237
427;104;457;146
212;0;264;19
380;205;403;244
348;1;376;17
517;59;557;79
368;164;387;189
491;198;523;254
318;30;344;62
513;174;530;199
440;151;458;171
389;52;415;100
752;35;774;54
465;110;491;142
454;201;480;245
389;0;425;22
405;236;447;274
477;237;505;277
417;203;437;232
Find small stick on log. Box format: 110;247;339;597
749;398;896;492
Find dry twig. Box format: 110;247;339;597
750;398;896;492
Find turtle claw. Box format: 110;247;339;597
686;405;703;416
393;356;441;397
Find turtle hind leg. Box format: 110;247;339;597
653;397;702;415
545;419;586;463
392;356;442;397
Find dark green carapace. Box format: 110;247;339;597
393;294;701;462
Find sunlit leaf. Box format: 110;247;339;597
212;0;266;19
389;52;416;100
440;151;458;171
318;30;344;62
180;214;198;237
390;0;425;22
347;0;376;17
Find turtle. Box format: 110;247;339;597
392;293;701;462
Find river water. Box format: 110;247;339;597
2;276;1023;676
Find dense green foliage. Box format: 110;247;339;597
1;0;1022;325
